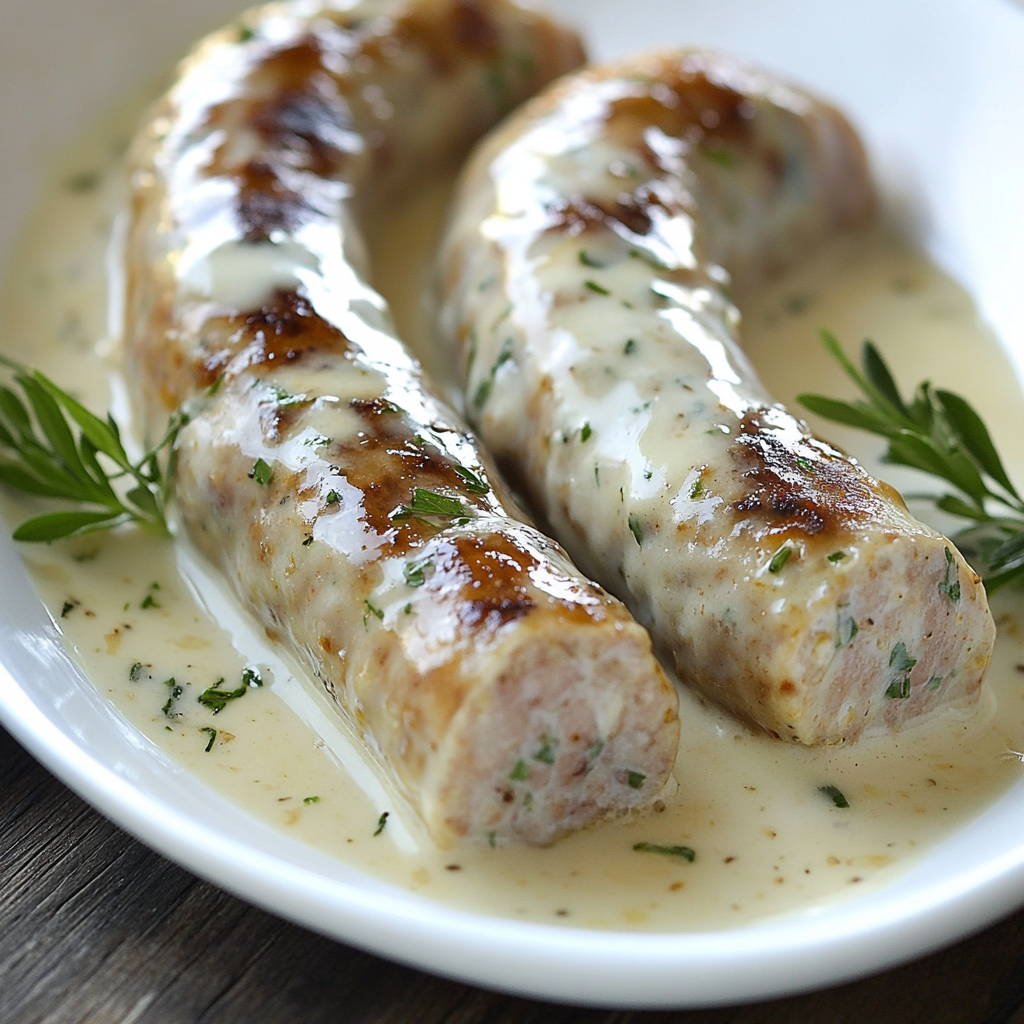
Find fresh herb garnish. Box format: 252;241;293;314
403;558;432;588
768;545;793;574
584;279;610;296
633;841;695;862
580;422;592;443
628;513;643;547
799;330;1024;590
129;661;147;682
303;795;320;805
626;770;646;790
578;250;604;268
885;640;917;699
373;811;389;836
249;458;273;485
391;487;470;526
200;726;217;752
533;736;557;765
161;678;183;718
509;759;529;781
242;666;263;688
364;599;384;622
197;678;248;714
453;464;489;494
827;550;847;563
818;784;850;808
472;337;514;409
0;356;184;541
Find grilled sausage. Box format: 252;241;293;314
124;0;680;846
439;49;996;744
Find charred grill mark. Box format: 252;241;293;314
731;409;882;539
546;184;690;241
388;0;500;75
234;163;313;240
196;290;352;388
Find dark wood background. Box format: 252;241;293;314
3;723;1024;1024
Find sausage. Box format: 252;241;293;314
438;49;996;744
123;0;680;846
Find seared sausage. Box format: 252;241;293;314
124;0;679;846
439;49;995;744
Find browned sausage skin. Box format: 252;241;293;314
439;50;995;745
124;0;679;846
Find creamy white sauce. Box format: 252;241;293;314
3;97;1024;932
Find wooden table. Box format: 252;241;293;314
4;726;1024;1024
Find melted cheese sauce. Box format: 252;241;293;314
3;98;1024;932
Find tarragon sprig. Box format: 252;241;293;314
798;330;1024;591
0;354;185;542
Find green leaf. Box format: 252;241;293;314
18;374;91;485
12;509;124;542
632;842;695;862
862;341;906;416
797;394;898;436
935;389;1020;500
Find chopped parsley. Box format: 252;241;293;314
584;279;610;296
626;770;646;790
249;458;273;485
140;581;161;609
364;599;384;624
827;550;847;563
578;250;604;268
404;558;432;587
391;487;470;525
940;547;961;603
768;545;793;573
303;795;321;805
509;759;529;781
628;513;643;547
818;784;850;808
200;726;217;752
325;490;340;505
373;811;389;836
624;338;638;355
472;337;514;409
533;737;558;765
580;422;592;443
129;661;146;682
197;678;248;714
161;678;183;718
633;842;695;862
885;641;917;699
454;464;489;494
242;666;263;688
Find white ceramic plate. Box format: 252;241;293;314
2;0;1024;1008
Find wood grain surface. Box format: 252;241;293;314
2;723;1024;1024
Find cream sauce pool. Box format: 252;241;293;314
2;97;1024;933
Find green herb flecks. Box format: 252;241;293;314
473;337;514;409
509;759;529;781
768;545;792;574
633;841;695;862
586;739;605;766
0;356;185;542
129;662;147;683
363;599;384;627
886;641;917;699
200;726;217;752
579;250;604;269
404;558;432;588
626;770;646;790
242;666;263;688
836;605;859;648
580;422;592;443
818;784;850;808
453;464;489;494
161;678;183;718
940;547;961;603
827;550;847;564
198;678;248;715
66;171;101;194
249;458;273;485
373;811;389;836
584;279;610;296
798;330;1024;590
391;488;471;527
303;795;320;805
624;338;638;355
140;581;161;609
533;736;558;765
628;513;643;547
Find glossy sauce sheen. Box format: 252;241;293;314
439;51;995;745
121;0;681;847
3;86;1024;932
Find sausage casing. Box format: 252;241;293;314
439;50;995;744
124;0;680;845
